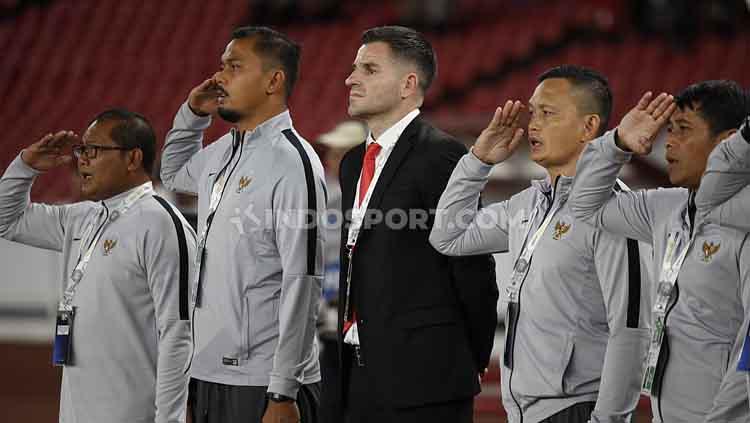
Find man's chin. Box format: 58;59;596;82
217;107;242;123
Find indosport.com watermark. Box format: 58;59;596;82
227;203;504;234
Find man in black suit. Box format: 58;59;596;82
337;25;499;423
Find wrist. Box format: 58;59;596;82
187;101;209;117
266;392;295;403
19;150;42;172
470;147;494;165
613;129;631;152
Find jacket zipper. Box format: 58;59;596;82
184;130;245;373
506;176;561;422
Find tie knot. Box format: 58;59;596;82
365;142;381;161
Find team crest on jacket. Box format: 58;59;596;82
553;221;571;240
237;176;252;193
701;240;720;262
103;239;117;256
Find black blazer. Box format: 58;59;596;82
337;115;498;409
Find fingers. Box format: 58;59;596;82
496;100;523;128
636;92;653;111
652;94;675;121
509;128;525;152
657;102;678;125
645;92;670;115
48;131;78;149
487;106;504;130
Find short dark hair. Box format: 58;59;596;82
675;80;750;136
232;26;301;100
90;109;156;174
362;25;437;93
538;65;613;136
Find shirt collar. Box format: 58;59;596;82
530;174;574;200
232;109;293;147
101;181;154;210
366;109;420;149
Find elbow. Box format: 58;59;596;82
429;230;460;256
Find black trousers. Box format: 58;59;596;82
190;378;321;423
344;357;473;423
541;401;596;423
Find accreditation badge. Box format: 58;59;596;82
52;306;75;366
738;332;750;371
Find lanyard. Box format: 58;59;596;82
342;143;394;324
642;223;698;395
61;182;153;309
193;130;243;305
505;196;564;303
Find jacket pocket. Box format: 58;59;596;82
247;291;280;357
562;333;604;395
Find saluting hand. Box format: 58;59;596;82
187;78;224;117
472;100;525;165
616;92;676;155
21;130;78;172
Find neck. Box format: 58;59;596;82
366;102;419;140
236;100;287;133
545;161;577;183
119;174;151;195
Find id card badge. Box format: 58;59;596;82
53;307;75;366
738;332;750;371
642;314;667;394
193;235;207;308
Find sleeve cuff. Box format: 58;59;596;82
9;153;44;178
176;101;212;130
740;117;749;143
599;129;633;164
267;376;301;399
465;149;495;178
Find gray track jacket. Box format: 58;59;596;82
429;151;651;423
695;127;750;232
0;157;195;423
569;130;750;422
160;103;325;398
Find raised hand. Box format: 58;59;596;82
187;78;224;117
21;131;78;172
616;92;676;155
472;100;525;165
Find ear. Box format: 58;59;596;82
127;148;144;172
401;72;420;99
266;70;286;96
714;128;737;144
581;114;602;143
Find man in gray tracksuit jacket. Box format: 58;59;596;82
160;26;325;422
693;115;750;231
0;110;194;423
429;66;651;423
569;82;750;422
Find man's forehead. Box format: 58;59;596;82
83;120;115;144
355;42;393;63
222;38;252;60
529;79;573;106
671;106;705;126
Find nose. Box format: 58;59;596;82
345;71;357;88
528;114;541;134
665;134;676;150
213;71;226;86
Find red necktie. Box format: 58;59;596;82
343;143;382;335
358;142;382;206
